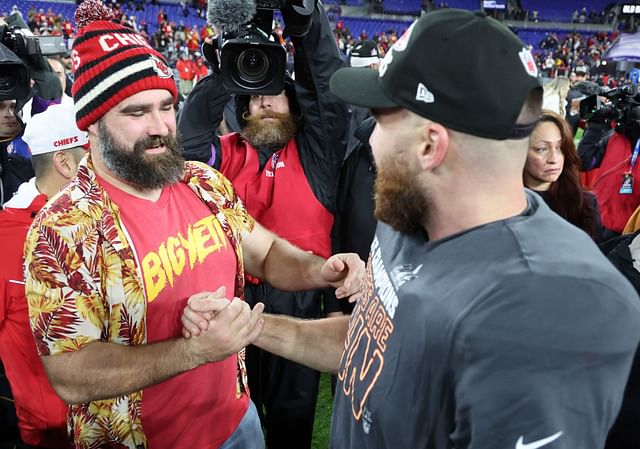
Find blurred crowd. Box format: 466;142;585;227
3;2;640;449
0;0;626;97
533;31;621;84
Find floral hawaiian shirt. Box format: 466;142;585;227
24;155;254;448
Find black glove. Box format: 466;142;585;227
201;39;221;74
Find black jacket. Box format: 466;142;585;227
0;139;33;207
601;231;640;449
577;121;616;171
177;4;348;213
324;116;376;314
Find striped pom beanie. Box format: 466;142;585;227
71;0;177;130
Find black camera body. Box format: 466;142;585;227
220;5;287;95
0;25;34;101
2;26;41;58
580;84;640;141
212;0;316;95
580;85;639;123
0;24;66;103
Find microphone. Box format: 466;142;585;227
207;0;257;33
574;81;603;97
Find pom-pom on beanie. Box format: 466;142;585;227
71;0;177;130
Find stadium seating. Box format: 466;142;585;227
0;0;616;53
340;16;410;37
520;0;612;22
382;0;420;16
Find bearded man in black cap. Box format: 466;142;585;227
182;8;640;449
177;4;348;449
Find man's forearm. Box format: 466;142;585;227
254;314;349;374
42;338;198;404
260;237;328;291
243;223;363;294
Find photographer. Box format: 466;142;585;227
0;98;32;207
577;87;640;237
178;2;349;448
0;20;64;206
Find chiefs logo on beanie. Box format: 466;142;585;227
71;0;177;130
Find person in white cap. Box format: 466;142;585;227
0;103;86;449
4;104;87;209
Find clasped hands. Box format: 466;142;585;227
181;253;365;364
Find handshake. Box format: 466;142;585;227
181;252;365;366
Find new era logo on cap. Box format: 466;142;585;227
416;83;434;103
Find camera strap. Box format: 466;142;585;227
631;139;640;170
620;139;640;195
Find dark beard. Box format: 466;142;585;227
97;120;184;191
241;111;298;148
374;153;429;235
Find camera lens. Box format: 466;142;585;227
236;48;270;84
0;74;17;96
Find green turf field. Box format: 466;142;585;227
312;374;333;449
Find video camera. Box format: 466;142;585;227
579;84;640;133
0;25;39;101
0;23;67;104
207;0;316;95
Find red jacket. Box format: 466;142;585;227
589;132;640;232
176;58;196;81
220;133;334;259
0;191;70;447
194;60;209;83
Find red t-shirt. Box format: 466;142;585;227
99;178;248;449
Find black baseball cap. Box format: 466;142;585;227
350;40;380;68
330;9;543;140
575;65;589;75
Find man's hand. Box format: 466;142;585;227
201;36;221;73
321;253;365;302
182;287;265;365
181;287;228;337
